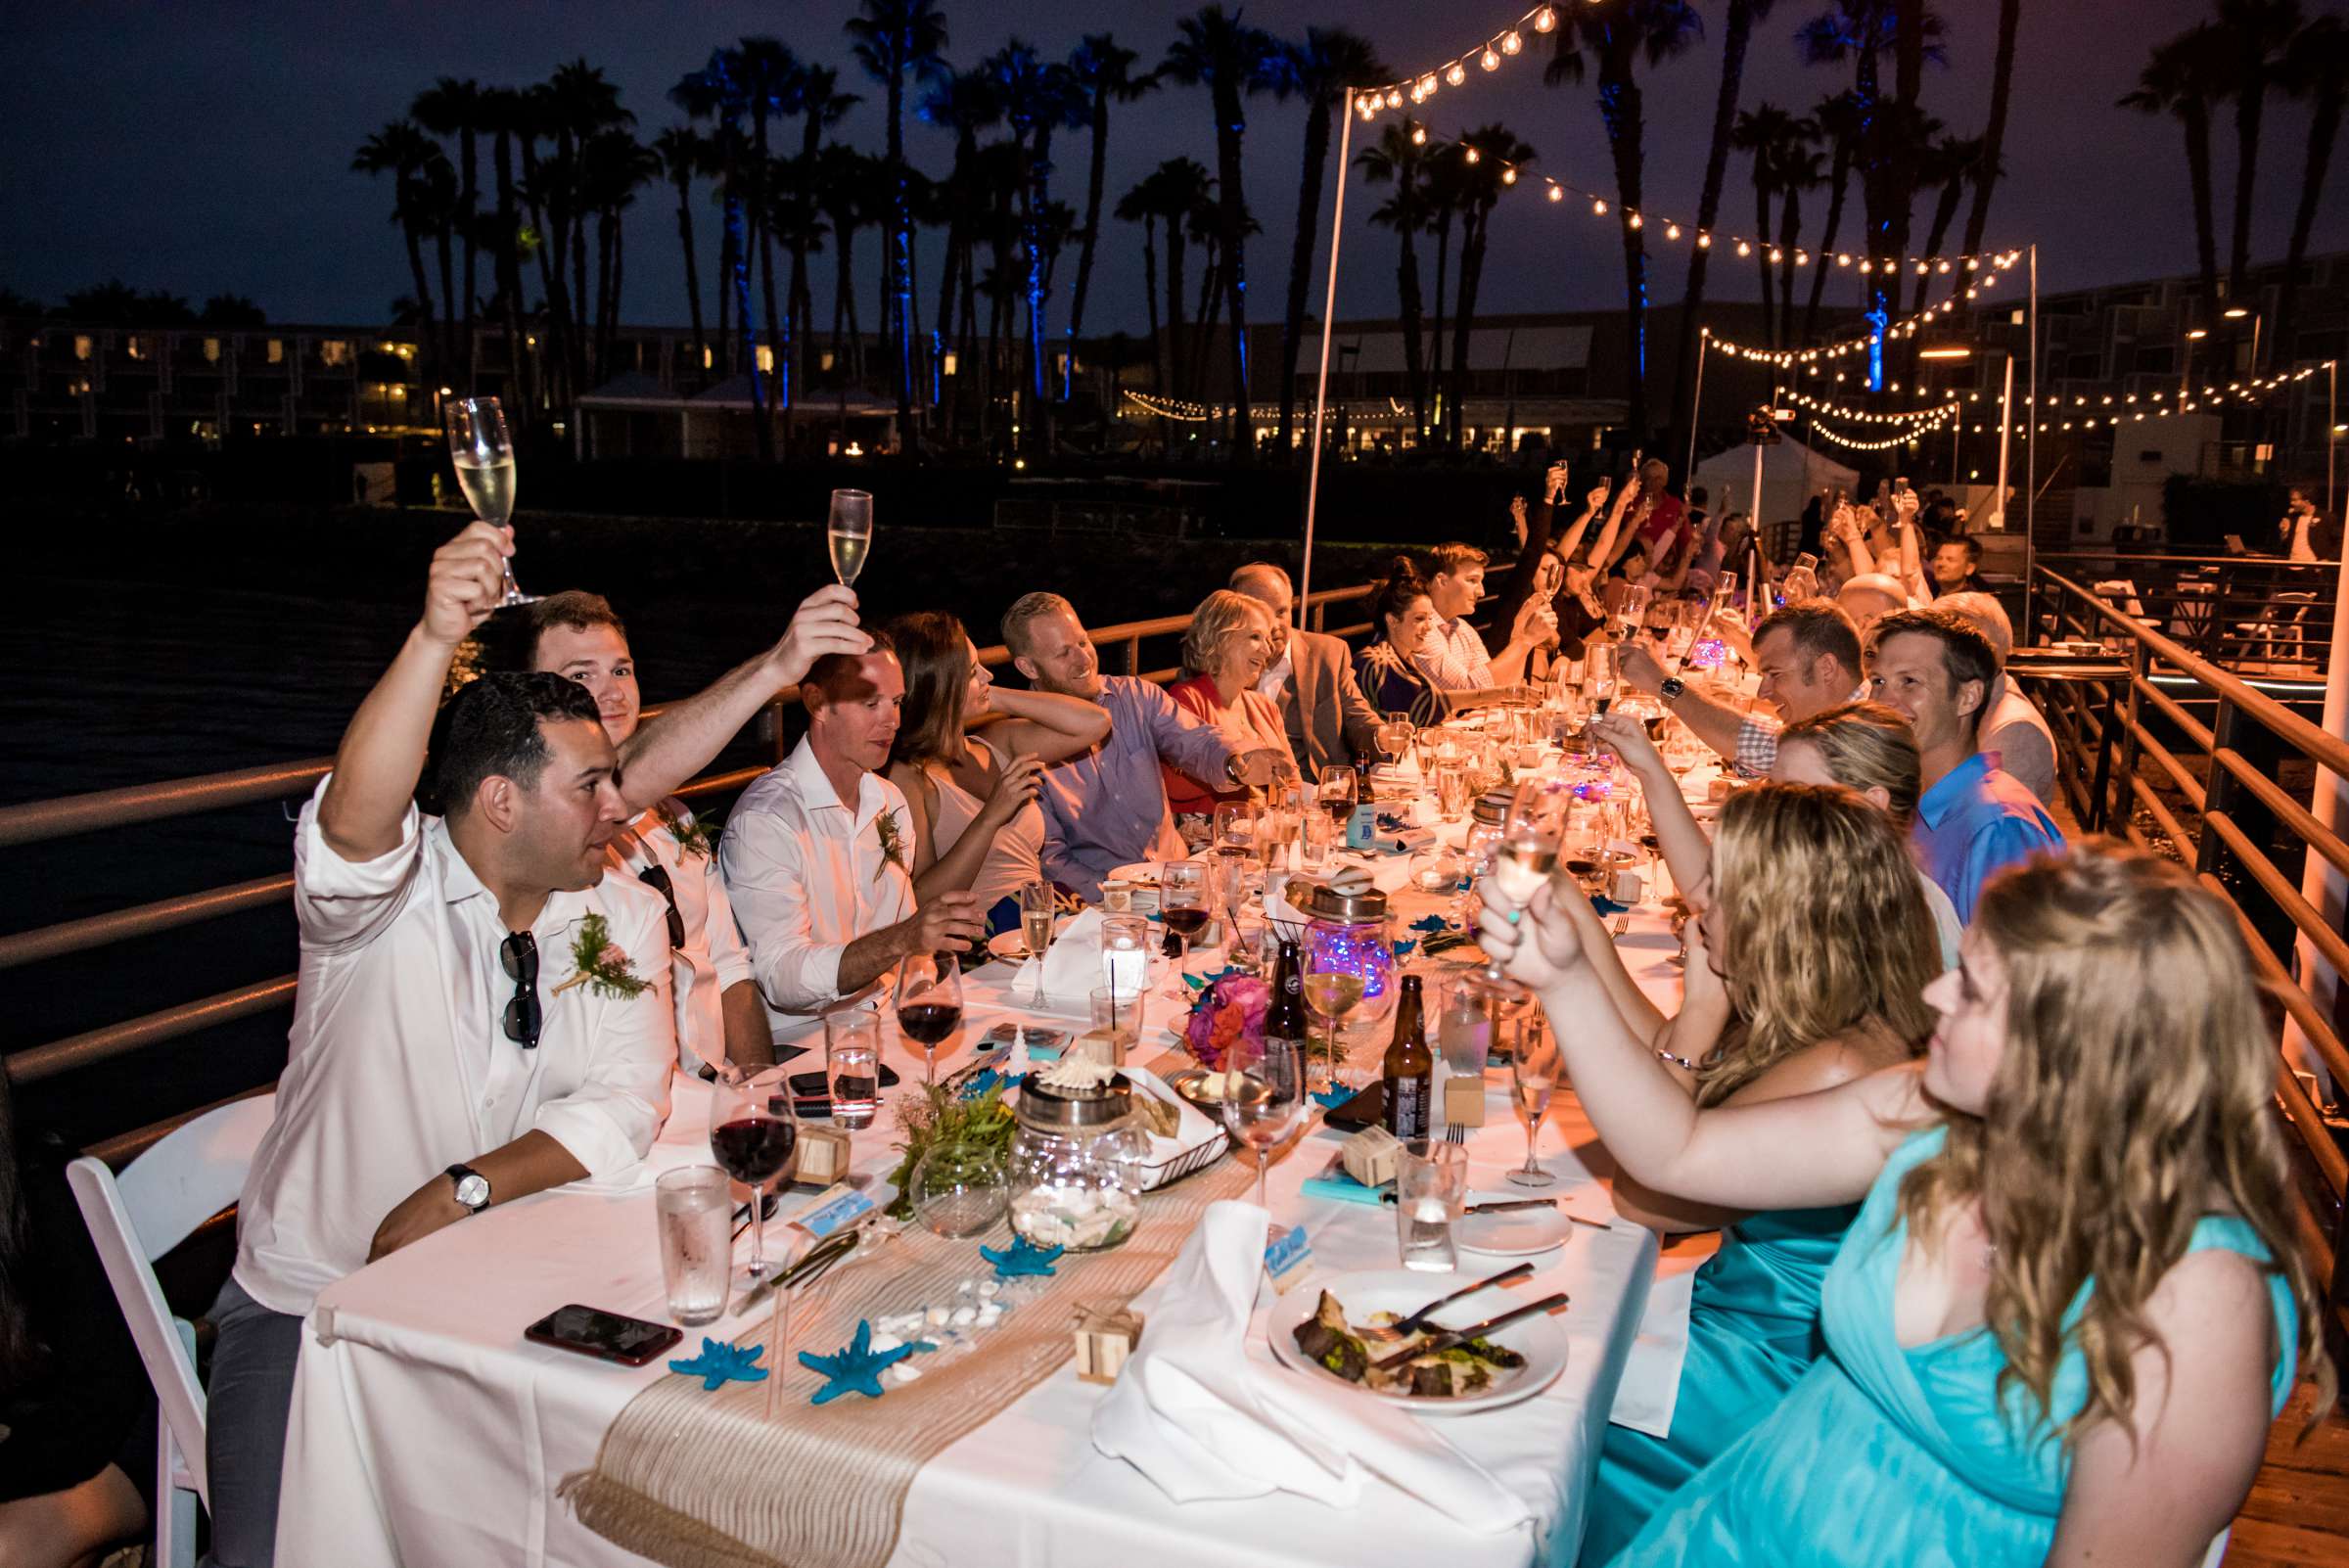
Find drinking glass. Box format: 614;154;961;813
443;396;530;606
1214;801;1256;855
1613;584;1651;641
1298;807;1334;870
893;952;964;1085
1018;880;1056;1007
1317;766;1359;822
827;488;873;587
1409;726;1439;779
1434;764;1470;823
708;1064;799;1290
1161;858;1209;963
1376;720;1413;769
655;1166;732;1326
1301;945;1367;1088
1507;1019;1563;1187
1212;853;1255;965
824;1010;881;1131
1218;1034;1308;1211
1587;641;1619;716
1396;1140;1470;1271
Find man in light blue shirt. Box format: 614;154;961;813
1867;608;2063;921
1000;592;1293;900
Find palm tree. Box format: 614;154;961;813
1957;0;2020;263
984;41;1083;453
1358;123;1432;440
1673;0;1779;438
731;39;798;431
1065;35;1156;406
412;77;484;382
816;144;875;385
581;128;658;379
1276;27;1387;454
846;0;951;436
790;65;861;398
2276;13;2348;354
1162;5;1296;456
478;87;537;414
1731;104;1800;346
1422;144;1469;406
1445;124;1537;451
1802;90;1864;342
1148;157;1215;400
1546;0;1703;444
671;51;769;459
1771;138;1823;334
2217;0;2305;302
920;68;1002;431
542;62;632;395
1115;172;1169;392
652;127;713;387
2120;26;2226;321
353;120;444;371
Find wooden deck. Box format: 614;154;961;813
2231;1381;2349;1565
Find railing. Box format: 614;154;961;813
2030;563;2349;1343
1;580;1378;1163
2023;552;2340;677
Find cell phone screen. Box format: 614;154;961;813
527;1304;681;1364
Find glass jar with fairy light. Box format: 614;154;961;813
1006;1055;1151;1252
1300;874;1397;1084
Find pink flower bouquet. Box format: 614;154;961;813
1181;973;1271;1071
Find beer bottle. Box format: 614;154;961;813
1381;974;1433;1141
1265;940;1309;1054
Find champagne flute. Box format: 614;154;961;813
709;1064;800;1290
444;396;530;606
1458;776;1574;1044
1507;1017;1561;1188
1376;720;1413;769
1219;1034;1308;1211
827;488;873;587
1018;880;1055;1007
893;952;963;1085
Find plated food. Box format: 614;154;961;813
1267;1268;1570;1414
1291;1290;1526;1399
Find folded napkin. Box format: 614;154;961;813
1607;1262;1698;1439
1008;908;1119;1017
1091;1201;1535;1533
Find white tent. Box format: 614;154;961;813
1692;436;1858;530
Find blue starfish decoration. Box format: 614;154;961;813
1589;894;1631;917
1310;1084;1354;1110
1390;938;1418;962
978;1235;1064;1279
1408;913;1451;936
1181;963;1244;992
1376;811;1409;832
668;1337;768;1391
958;1067;1008;1100
797;1319;912;1404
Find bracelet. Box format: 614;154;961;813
1655;1048;1698;1073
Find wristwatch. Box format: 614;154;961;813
446;1163;491;1215
1658;675;1686;703
1225;754;1247;785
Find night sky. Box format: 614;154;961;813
5;1;2337;335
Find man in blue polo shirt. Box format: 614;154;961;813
1866;608;2063;920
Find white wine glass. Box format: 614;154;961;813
828;488;873;587
1219;1034;1308;1211
1507;1018;1561;1188
1300;946;1366;1090
444;396;530;606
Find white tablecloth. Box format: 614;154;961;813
277;758;1703;1568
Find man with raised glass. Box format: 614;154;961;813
1622;599;1868;778
999;591;1293;901
1227;562;1383;782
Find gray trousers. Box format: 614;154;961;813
200;1274;303;1568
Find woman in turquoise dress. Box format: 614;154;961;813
1559;786;1939;1565
1480;836;2330;1567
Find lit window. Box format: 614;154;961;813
69;377;91;396
701;345;714;370
266;339;284;364
73;335;93;361
203;337;221;364
757;346;775;374
820;351;836;373
321;341;349;366
943;351;958;376
126;336;148;360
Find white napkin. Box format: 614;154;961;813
1091;1201;1535;1533
1606;1266;1697;1439
1009;907;1109;1017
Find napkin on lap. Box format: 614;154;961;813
1091;1201;1534;1533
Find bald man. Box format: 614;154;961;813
1228;562;1385;781
1838;572;1912;636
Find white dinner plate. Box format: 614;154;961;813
1266;1268;1568;1416
1106;861;1166;913
1456;1205;1577;1257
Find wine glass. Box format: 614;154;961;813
1300;945;1367;1089
1317;765;1359;824
1587;641;1619;716
1375;720;1413;769
1018;880;1055;1007
1614;583;1651;641
1220;1034;1308;1211
827;488;873;587
1161;859;1209;965
708;1064;800;1291
1507;1016;1562;1188
893;952;964;1085
444;396;530;606
1213;801;1256;856
1457;775;1575;1041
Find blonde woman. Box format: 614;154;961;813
1563;784;1938;1565
1483;842;2329;1567
1161;589;1298;819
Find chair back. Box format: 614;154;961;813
66;1092;277;1508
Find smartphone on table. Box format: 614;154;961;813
524;1304;682;1366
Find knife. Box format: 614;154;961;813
1377;1193;1612;1225
1370;1291;1571;1374
1390;1262;1535;1336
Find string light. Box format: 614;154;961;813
1779;388;1960;426
1807;415;1945;452
1123;390;1230;422
1701;253;2024;366
1359;6;1556;113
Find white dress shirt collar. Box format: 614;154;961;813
1256;643;1295;700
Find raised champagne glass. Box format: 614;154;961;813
444;396;530;605
828;488;873;587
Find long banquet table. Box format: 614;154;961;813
276;756;1700;1568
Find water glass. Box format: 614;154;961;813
1434;764;1470;822
655;1166;732;1326
1214;801;1256;853
1298;807;1334;869
1101;913;1151;998
824;1010;881;1130
1395;1140;1470;1272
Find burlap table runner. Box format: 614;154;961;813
563;1077;1257;1568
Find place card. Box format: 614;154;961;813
1263;1222;1314;1293
1339;1125;1404;1188
1443;1075;1488;1129
787;1182;876;1244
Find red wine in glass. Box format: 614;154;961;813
1161;906;1210;941
711;1117;799;1187
898;1002;961;1049
708;1064;798;1291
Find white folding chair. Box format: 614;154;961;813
2203;1527;2232;1566
66;1093;276;1568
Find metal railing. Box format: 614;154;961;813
1;579;1379;1162
2030;563;2349;1341
2023;552;2340;676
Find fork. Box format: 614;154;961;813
1445;1124;1468;1145
1611;913;1632;938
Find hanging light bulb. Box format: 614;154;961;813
1769;247;1783;263
1464;145;1481;163
1546;184;1564;202
1387;87;1404;108
1628;210;1643;229
1696;231;1712;249
1936;258;1952;273
1500;30;1524;55
1501;165;1518;184
1736;239;1752;256
1535;6;1557;32
1795;250;1809;266
1418;74;1439;98
1410;123;1428;145
1447;62;1467;86
1481;46;1500;70
1858;258;1873;274
1665;221;1681;240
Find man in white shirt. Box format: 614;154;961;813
484;589;774;1075
722;634;986;1041
1409;541;1554;693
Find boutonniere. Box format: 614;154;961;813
874;810;907;882
656;803;718;860
553;911;651;999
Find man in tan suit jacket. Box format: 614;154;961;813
1229;563;1385;782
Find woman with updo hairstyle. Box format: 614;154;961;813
1481;839;2331;1567
1353;557;1448;725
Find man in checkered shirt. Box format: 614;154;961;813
1621;600;1867;777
